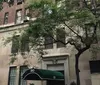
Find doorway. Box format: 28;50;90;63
47;64;65;85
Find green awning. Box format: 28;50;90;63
22;68;64;81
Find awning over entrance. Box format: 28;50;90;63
22;68;64;81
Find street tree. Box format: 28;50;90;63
8;0;100;85
0;0;3;10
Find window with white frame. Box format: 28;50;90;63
4;12;9;24
15;9;22;24
24;8;30;22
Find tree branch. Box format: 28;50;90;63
83;0;96;15
68;41;80;51
64;22;84;43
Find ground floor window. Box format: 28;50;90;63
8;66;28;85
8;67;17;85
19;66;28;85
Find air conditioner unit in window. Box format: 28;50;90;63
24;16;30;22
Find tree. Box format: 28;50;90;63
0;0;3;10
9;0;100;85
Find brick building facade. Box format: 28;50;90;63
0;0;25;25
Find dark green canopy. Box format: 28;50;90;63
22;68;64;81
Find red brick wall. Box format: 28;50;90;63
0;1;25;25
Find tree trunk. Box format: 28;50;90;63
75;53;81;85
75;46;90;85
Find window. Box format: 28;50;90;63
17;0;23;4
24;8;30;22
20;35;29;53
11;35;29;54
4;12;9;24
44;35;53;49
25;8;30;16
15;9;22;24
57;29;65;48
8;67;17;85
8;0;14;6
11;35;19;54
19;66;28;85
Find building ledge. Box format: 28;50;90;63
43;53;70;58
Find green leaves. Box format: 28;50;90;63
0;0;3;10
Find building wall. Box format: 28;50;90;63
0;1;96;85
0;24;41;85
0;24;93;85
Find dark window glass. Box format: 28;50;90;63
20;35;29;53
44;35;53;49
19;66;28;85
8;67;17;85
15;9;22;24
11;35;29;54
57;29;65;48
11;35;19;54
4;12;9;24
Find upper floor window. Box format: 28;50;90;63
4;12;9;24
56;29;66;48
25;8;30;17
15;9;22;24
8;67;17;85
20;35;29;53
44;35;53;49
24;8;30;22
11;35;19;54
17;0;23;5
44;29;66;49
8;0;14;6
11;35;29;54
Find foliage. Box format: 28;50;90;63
23;0;100;51
20;1;100;85
6;0;100;85
0;0;3;10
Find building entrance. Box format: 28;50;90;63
47;64;65;85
